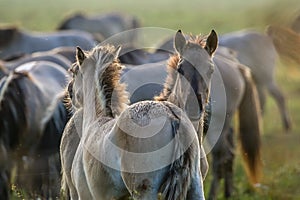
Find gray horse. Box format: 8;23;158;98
58;12;140;43
121;34;262;199
158;28;291;131
219;29;291;131
0;26;96;60
0;61;70;198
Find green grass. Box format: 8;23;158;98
1;0;300;199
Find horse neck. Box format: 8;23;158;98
163;70;204;132
81;68;101;125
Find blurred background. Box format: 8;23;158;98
0;0;299;199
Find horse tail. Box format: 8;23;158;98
159;108;199;200
238;65;263;185
266;25;300;65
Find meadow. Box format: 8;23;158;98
1;0;300;199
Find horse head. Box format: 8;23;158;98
157;30;217;128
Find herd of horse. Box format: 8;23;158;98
0;12;300;200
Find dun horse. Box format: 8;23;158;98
0;61;69;198
60;30;218;199
121;32;262;199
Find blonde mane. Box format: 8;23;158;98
188;34;207;47
154;54;180;101
92;45;129;117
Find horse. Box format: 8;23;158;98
0;51;72;71
219;29;291;131
0;140;9;200
0;26;96;60
57;12;140;43
60;62;84;199
60;30;215;199
121;32;262;199
0;60;70;198
158;29;291;131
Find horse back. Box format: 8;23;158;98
114;101;201;199
219;30;277;81
16;61;69;94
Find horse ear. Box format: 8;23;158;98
76;46;86;65
174;30;186;54
205;30;218;56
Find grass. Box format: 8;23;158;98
1;0;300;199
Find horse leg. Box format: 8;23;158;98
267;82;291;131
256;84;266;114
208;165;221;200
200;145;209;179
72;142;92;200
208;141;224;200
224;127;235;198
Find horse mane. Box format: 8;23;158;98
188;34;207;47
63;63;79;114
155;34;207;102
0;72;27;148
63;80;74;114
92;45;129;117
154;54;180;101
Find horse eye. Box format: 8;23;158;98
177;65;184;75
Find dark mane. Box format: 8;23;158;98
0;72;27;149
63;63;80;114
63;80;74;115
